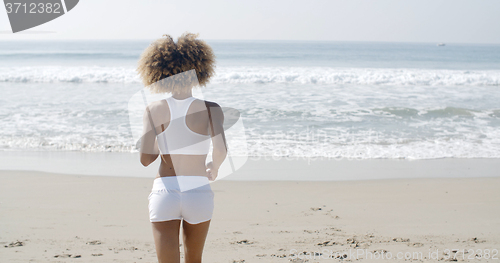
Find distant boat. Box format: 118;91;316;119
437;43;446;46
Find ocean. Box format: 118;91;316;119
1;40;500;160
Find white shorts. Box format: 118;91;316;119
148;176;214;224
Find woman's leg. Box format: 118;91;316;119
182;220;211;263
152;220;182;263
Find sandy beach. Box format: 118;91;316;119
1;161;499;262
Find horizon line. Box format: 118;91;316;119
1;37;500;45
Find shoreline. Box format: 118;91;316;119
0;150;499;181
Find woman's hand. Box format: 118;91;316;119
205;161;218;181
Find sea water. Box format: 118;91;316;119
1;40;499;160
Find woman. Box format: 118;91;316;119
137;32;228;263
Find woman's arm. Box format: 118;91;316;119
139;106;160;167
205;101;228;180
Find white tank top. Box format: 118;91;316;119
156;96;211;155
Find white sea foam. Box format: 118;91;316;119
215;67;500;86
1;66;500;86
0;66;139;83
1;126;500;159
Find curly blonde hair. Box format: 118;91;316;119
137;32;216;94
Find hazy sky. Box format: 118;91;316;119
1;0;500;43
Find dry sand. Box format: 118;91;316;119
1;169;499;262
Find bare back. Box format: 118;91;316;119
148;98;211;178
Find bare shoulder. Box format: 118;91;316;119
203;100;221;109
202;100;223;122
190;99;221;111
146;99;168;113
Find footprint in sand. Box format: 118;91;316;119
271;230;291;234
270;253;288;258
4;241;24;248
409;242;424;247
470;237;486;243
54;254;80;258
317;240;336;246
231;239;254;245
86;240;102;245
